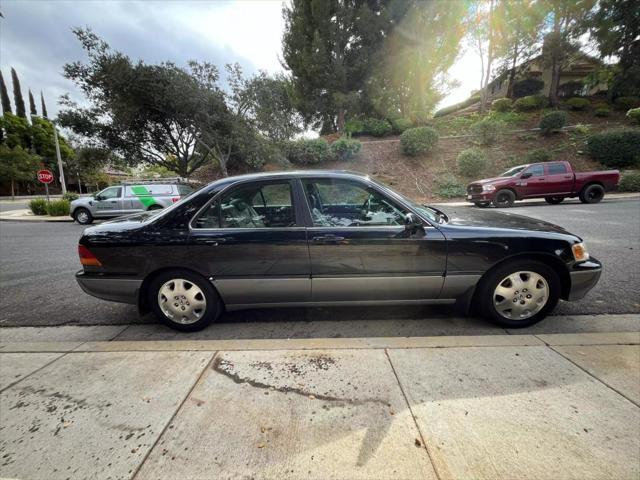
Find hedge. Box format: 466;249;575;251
566;97;590;110
594;107;611;117
29;198;48;216
614;96;640;110
513;95;546;111
618;172;640;192
391;117;413;134
46;199;70;216
400;127;439;156
457;148;488;177
492;98;512;112
363;117;392;137
330;137;362;161
626;108;640;123
586;129;640;168
471;118;501;145
286;138;331;164
343;119;365;136
539;111;567;134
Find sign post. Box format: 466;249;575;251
37;169;54;202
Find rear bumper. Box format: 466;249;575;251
567;259;602;301
76;271;142;305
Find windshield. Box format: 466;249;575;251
370;178;442;223
500;166;526;177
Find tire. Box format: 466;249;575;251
493;189;515;208
545;196;564;204
148;204;163;211
148;269;223;332
579;184;605;204
74;207;93;225
475;259;560;328
474;202;491;208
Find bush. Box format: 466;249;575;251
434;174;466;198
457;148;488;177
618;172;640;192
62;192;79;202
46;199;70;216
512;78;545;98
343;119;365;136
614;96;640;110
586;129;640;168
513;95;545;111
566;97;590;110
363;117;392;137
626;108;640;123
539;111;567;134
491;98;512;112
391;117;413;134
400;127;439;156
29;198;48;216
471;118;501;145
285;139;331;164
594;107;611;117
525;148;553;163
330;137;362;161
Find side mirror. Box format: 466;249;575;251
94;195;102;201
405;212;423;232
521;172;532;179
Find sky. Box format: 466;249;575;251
0;0;476;121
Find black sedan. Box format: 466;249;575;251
76;171;602;331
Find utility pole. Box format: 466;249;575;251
52;122;67;195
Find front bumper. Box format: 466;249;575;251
76;271;142;305
466;192;497;203
567;259;602;301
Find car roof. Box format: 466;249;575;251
204;170;371;191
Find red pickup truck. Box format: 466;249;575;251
466;161;619;208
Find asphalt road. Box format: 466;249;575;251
0;197;638;330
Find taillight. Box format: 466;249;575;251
171;197;180;203
78;245;102;267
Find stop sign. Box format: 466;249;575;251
37;169;54;184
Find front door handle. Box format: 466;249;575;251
109;200;117;203
202;237;228;246
537;178;545;181
313;235;345;244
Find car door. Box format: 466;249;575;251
188;179;310;307
301;177;447;303
92;186;124;217
543;162;574;195
515;164;546;198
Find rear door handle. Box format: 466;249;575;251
313;235;345;244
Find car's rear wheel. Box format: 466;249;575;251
474;201;491;208
493;189;515;208
148;269;222;331
544;196;564;204
475;260;560;328
579;184;605;204
74;208;93;225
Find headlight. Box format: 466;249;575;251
482;184;496;192
572;242;589;262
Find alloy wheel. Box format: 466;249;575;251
493;271;548;320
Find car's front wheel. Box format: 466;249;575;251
475;260;560;328
493;189;515;208
74;208;93;225
148;270;223;331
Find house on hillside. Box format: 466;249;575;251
482;52;609;100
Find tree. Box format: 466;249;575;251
59;28;230;177
0;71;11;114
587;0;640;97
31;116;73;170
0;145;40;198
10;68;26;118
1;112;31;149
542;0;596;107
40;91;48;118
28;89;37;116
282;0;401;132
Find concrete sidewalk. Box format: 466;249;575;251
1;330;638;479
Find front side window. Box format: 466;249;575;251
547;163;568;175
98;187;122;200
524;165;544;177
303;179;407;227
193;181;295;229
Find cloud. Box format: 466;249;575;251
0;0;285;118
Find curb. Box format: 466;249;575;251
0;208;73;222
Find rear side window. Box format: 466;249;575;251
548;163;568;174
192;181;295;229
